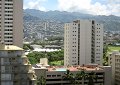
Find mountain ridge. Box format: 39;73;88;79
23;9;120;40
24;9;120;31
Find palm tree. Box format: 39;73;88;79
75;70;88;84
37;76;46;85
75;71;99;85
86;71;98;85
62;69;75;84
62;70;98;85
63;69;71;79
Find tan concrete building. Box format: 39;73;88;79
33;64;111;85
0;43;36;85
0;0;23;48
64;20;103;66
108;51;120;85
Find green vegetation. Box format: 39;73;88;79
33;36;64;47
47;36;63;41
26;43;120;66
108;45;120;52
23;44;34;50
103;45;109;66
27;50;64;65
49;60;64;66
103;45;120;66
62;70;100;85
37;76;46;85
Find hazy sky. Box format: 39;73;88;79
24;0;120;16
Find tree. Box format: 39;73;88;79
86;71;98;85
103;44;109;66
23;44;34;50
75;71;99;85
75;70;87;84
27;50;64;65
62;69;74;84
62;70;100;85
37;76;46;85
63;69;71;80
27;52;45;64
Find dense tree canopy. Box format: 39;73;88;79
27;50;64;64
23;44;34;50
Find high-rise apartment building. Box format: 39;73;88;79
64;20;103;66
0;0;23;48
0;43;36;85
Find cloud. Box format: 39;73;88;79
24;0;47;11
58;0;120;16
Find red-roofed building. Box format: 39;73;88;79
33;64;111;85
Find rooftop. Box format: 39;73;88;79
48;65;102;72
33;64;103;72
0;44;23;51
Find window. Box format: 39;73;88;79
5;0;13;1
5;7;13;9
4;33;13;35
52;75;56;77
5;11;13;13
5;18;13;20
5;3;13;5
57;75;61;77
5;14;13;16
47;75;51;77
4;36;13;38
5;40;13;42
5;25;13;27
5;22;13;24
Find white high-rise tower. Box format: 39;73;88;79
64;20;103;66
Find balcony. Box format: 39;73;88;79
91;44;95;47
92;30;95;33
91;48;95;51
91;58;95;63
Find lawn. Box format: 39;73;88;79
108;45;120;52
103;45;120;65
49;60;64;66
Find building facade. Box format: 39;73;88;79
108;51;120;85
0;0;23;48
64;20;103;66
0;44;36;85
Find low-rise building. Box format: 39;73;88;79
108;51;120;85
33;63;111;85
